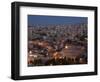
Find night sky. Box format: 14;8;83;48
28;15;87;26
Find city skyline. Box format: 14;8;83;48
28;15;88;66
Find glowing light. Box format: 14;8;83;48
29;51;32;54
53;52;58;56
80;58;82;60
33;55;38;58
29;55;34;57
65;45;68;49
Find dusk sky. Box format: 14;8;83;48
28;15;87;26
